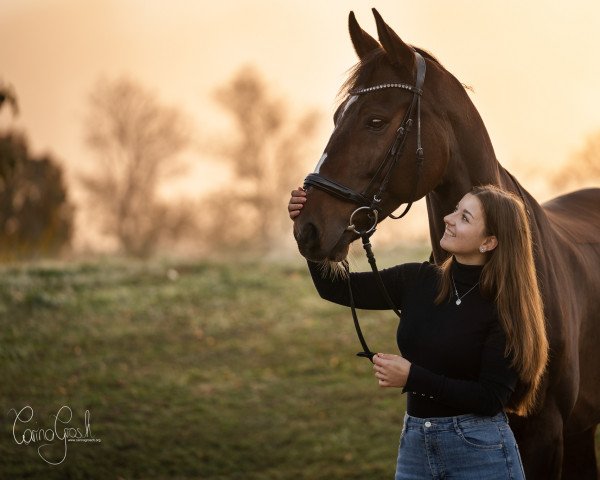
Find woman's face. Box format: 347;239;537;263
440;193;493;264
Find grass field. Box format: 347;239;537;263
1;245;598;479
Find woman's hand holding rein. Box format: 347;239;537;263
373;353;412;388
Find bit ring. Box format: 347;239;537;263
346;206;378;236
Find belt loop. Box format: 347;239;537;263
497;411;509;424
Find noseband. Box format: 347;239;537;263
302;51;427;362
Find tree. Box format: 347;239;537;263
0;132;73;260
82;77;193;257
203;66;319;252
553;130;600;190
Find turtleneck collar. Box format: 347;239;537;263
451;256;484;286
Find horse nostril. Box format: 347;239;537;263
297;222;319;248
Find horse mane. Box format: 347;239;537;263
413;47;443;65
337;46;466;104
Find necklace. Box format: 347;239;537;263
451;274;480;306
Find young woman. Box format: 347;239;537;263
288;184;548;480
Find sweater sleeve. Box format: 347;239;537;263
307;260;424;310
403;318;518;416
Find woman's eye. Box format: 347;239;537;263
462;214;468;222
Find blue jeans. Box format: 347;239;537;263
394;412;526;480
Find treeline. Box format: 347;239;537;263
0;69;318;261
2;69;598;262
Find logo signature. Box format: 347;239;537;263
9;405;101;465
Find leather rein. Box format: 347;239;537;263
303;51;426;362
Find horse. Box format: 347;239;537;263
293;9;600;480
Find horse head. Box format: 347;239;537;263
294;9;454;262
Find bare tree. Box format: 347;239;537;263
553;130;600;190
82;77;192;256
203;66;319;252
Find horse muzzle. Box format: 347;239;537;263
294;219;353;262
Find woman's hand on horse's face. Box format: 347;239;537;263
373;353;411;388
288;187;307;220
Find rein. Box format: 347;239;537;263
303;51;427;362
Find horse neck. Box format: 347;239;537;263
427;89;515;263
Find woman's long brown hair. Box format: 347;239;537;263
435;185;548;416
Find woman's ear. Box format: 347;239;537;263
481;235;498;252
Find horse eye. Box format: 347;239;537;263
367;118;386;130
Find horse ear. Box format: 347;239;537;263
372;8;415;70
349;11;380;59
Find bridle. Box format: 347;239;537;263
305;52;426;233
303;51;427;362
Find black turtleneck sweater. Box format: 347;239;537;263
308;259;518;418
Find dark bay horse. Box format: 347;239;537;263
293;9;600;480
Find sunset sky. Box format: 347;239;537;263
1;0;599;247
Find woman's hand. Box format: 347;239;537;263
373;353;412;388
288;187;307;220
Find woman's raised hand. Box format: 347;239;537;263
288;187;307;220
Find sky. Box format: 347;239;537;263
1;0;599;247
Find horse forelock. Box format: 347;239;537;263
337;49;386;103
412;47;443;67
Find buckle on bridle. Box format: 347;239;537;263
346;206;379;236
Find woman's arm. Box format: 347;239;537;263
374;319;518;415
289;186;422;310
401;319;518;415
307;260;419;310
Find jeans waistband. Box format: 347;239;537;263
404;412;508;431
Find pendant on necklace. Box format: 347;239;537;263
451;275;480;307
